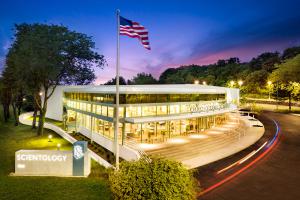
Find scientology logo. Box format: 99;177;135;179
72;141;88;176
73;145;84;160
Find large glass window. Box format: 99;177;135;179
65;92;226;104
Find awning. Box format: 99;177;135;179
123;107;237;124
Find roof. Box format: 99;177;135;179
60;84;237;94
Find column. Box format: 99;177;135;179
122;107;126;145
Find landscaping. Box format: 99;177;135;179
0;111;112;200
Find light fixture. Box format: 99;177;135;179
230;80;235;87
238;80;243;86
267;81;272;86
202;81;207;85
39;92;43;96
194;80;199;85
57;143;61;150
48;135;53;142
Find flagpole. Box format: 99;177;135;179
114;9;120;170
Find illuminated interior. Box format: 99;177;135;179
64;92;232;144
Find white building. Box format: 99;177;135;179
45;84;239;160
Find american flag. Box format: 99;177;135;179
119;16;150;50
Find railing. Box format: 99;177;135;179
123;136;151;162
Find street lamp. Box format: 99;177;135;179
39;92;43;96
194;80;199;85
48;134;53;142
230;80;235;87
267;81;272;100
238;80;243;87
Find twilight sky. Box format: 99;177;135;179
1;0;300;84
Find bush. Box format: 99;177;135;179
109;157;198;200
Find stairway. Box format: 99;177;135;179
145;117;247;162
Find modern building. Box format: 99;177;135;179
45;84;239;160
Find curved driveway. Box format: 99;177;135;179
197;111;300;200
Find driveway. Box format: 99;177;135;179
196;111;300;200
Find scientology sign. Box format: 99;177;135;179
187;102;227;113
15;141;90;177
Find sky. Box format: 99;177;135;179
1;0;300;84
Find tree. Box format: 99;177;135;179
159;68;178;83
7;23;105;135
1;62;24;126
249;52;281;72
128;73;157;85
269;54;300;111
104;76;127;85
282;46;300;60
0;78;11;122
244;70;269;94
109;157;198;200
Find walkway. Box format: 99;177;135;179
145;113;265;168
19;112;112;168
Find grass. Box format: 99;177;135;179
0;111;112;200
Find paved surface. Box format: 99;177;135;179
145;114;264;169
196;111;300;200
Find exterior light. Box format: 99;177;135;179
230;80;235;87
39;92;43;96
194;80;199;84
202;81;207;85
48;135;53;142
22;98;26;102
57;143;61;150
267;81;272;86
238;80;243;86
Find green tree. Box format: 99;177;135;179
1;61;24;125
244;70;269;94
128;73;157;84
282;46;300;60
6;23;105;135
109;157;198;200
104;76;127;85
249;52;281;72
270;54;300;111
0;77;11;122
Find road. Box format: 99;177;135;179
196;111;300;200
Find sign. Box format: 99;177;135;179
15;141;90;177
187;102;227;113
15;150;73;176
73;141;90;176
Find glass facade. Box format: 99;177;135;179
64;92;226;104
64;92;229;144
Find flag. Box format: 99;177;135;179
119;16;150;50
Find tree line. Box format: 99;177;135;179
105;46;300;110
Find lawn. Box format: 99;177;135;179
0;112;112;200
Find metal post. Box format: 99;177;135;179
276;81;279;110
114;9;120;170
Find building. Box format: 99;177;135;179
45;84;239;160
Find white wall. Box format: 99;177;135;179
79;127;140;161
45;86;65;121
226;88;240;105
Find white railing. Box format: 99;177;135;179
19;112;113;168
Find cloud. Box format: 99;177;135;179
190;15;300;62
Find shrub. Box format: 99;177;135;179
109;157;198;200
